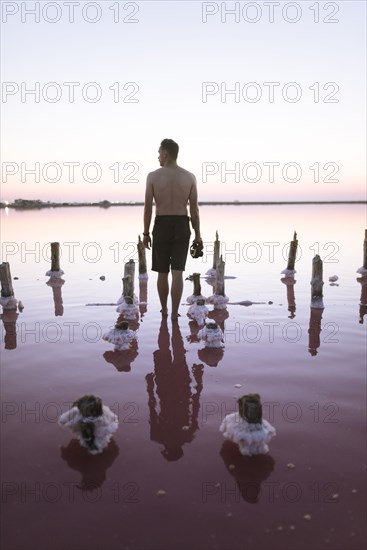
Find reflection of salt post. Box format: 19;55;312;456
0;262;18;309
1;309;18;350
46;242;64;278
357;229;367;273
137;236;148;279
357;276;367;324
311;255;324;308
139;278;148;317
46;278;65;316
308;307;324;356
123;259;135;299
281;276;296;318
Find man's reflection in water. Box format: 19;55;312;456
60;439;119;491
220;440;275;504
146;318;204;461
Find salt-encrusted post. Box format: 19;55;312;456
206;231;220;277
213;231;220;270
215;256;225;296
0;262;17;309
186;273;206;304
281;231;298;275
206;255;229;309
311;255;324;309
137;236;148;279
0;262;14;299
357;229;367;273
123;259;135;299
117;260;139;320
46;242;64;278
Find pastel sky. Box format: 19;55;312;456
1;0;366;202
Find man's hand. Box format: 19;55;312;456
193;236;203;246
143;235;151;250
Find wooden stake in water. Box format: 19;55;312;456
311;255;324;307
213;231;220;270
50;242;61;272
191;273;202;296
357;229;367;272
215;256;225;296
0;262;14;298
287;231;298;271
123;260;135;299
137;236;147;276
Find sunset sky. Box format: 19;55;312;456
1;0;366;203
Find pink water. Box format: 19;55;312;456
1;205;366;550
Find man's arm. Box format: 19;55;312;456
143;173;154;248
189;176;201;241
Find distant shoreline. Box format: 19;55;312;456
1;199;366;210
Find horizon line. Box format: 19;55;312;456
1;199;366;209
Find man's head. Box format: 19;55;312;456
158;139;179;166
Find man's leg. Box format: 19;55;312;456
171;270;184;320
157;272;169;315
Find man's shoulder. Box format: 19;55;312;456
147;168;163;177
177;166;196;181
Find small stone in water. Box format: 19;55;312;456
351;489;357;494
228;464;235;470
182;425;189;431
331;493;339;499
289;525;295;531
14;277;19;280
287;463;295;469
277;526;283;531
100;276;106;281
156;490;166;497
268;301;273;304
234;384;242;388
303;514;312;521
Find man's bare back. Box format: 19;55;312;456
144;166;200;229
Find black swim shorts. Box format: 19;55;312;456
152;215;191;273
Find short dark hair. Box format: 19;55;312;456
160;139;179;160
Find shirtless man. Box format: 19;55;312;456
143;139;202;320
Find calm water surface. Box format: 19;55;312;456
1;205;366;550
